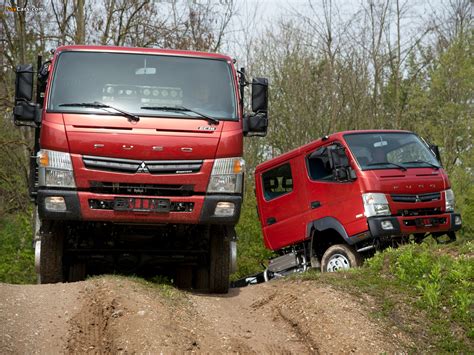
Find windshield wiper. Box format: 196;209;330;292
58;102;140;122
366;162;407;171
140;105;219;125
402;160;440;170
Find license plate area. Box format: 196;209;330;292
415;217;439;228
113;197;170;212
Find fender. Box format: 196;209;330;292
306;216;355;245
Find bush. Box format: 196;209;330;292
233;187;274;280
365;242;473;345
0;212;35;284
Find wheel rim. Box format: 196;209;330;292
34;240;41;274
326;253;350;272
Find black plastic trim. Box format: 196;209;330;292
450;213;462;231
307;217;355;245
37;189;82;220
199;195;242;225
367;216;401;237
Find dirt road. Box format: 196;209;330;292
0;276;410;354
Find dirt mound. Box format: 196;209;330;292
0;276;410;354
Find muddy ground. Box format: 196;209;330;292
0;276;415;354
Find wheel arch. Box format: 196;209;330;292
308;217;354;264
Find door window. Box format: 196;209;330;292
307;146;335;181
262;163;293;201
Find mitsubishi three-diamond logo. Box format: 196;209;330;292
136;162;149;173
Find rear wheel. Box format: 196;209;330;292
175;266;193;289
67;262;86;282
321;244;362;272
209;227;230;293
194;266;210;291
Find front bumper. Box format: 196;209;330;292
367;212;462;238
37;189;242;225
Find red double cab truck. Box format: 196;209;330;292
255;131;462;278
13;45;269;293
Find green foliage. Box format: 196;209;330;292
233;186;274;280
0;212;35;284
364;243;473;351
0;118;31;216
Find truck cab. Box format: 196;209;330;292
255;130;462;274
13;45;269;293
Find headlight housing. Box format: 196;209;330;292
37;149;76;188
362;193;391;217
445;189;455;212
207;157;244;193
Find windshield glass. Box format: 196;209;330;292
344;132;440;170
48;51;237;120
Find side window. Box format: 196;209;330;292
307;144;348;182
262;163;293;201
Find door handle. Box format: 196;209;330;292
311;201;321;209
267;217;277;225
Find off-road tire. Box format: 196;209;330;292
175;266;193;289
38;220;65;284
194;266;210;290
209;227;230;294
321;244;362;272
68;262;86;282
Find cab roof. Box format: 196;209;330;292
54;45;234;62
255;129;413;173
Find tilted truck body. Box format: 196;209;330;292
13;45;269;293
254;130;462;278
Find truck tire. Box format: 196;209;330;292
209;228;230;294
37;219;65;284
194;266;209;290
175;266;193;289
68;262;86;282
321;244;362;272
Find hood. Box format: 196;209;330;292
63;113;223;160
360;168;449;194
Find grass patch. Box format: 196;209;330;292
91;274;186;303
0;212;35;284
300;241;473;352
232;191;274;281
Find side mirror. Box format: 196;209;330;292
429;144;442;166
243;112;268;137
15;64;34;102
13;101;42;123
329;146;356;181
251;77;268;113
244;77;269;137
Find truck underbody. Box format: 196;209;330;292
34;209;235;292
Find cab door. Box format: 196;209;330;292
257;159;308;250
304;143;362;237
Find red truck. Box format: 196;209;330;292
254;130;462;278
12;45;268;293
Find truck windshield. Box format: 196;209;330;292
48;51;237;120
344;132;440;170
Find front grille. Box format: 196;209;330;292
83;155;203;175
90;181;194;196
391;192;441;203
397;208;442;216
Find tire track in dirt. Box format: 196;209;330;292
66;283;118;353
2;276;414;354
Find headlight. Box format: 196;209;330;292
445;189;455;212
362;193;391;217
37;149;76;188
207;157;244;193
